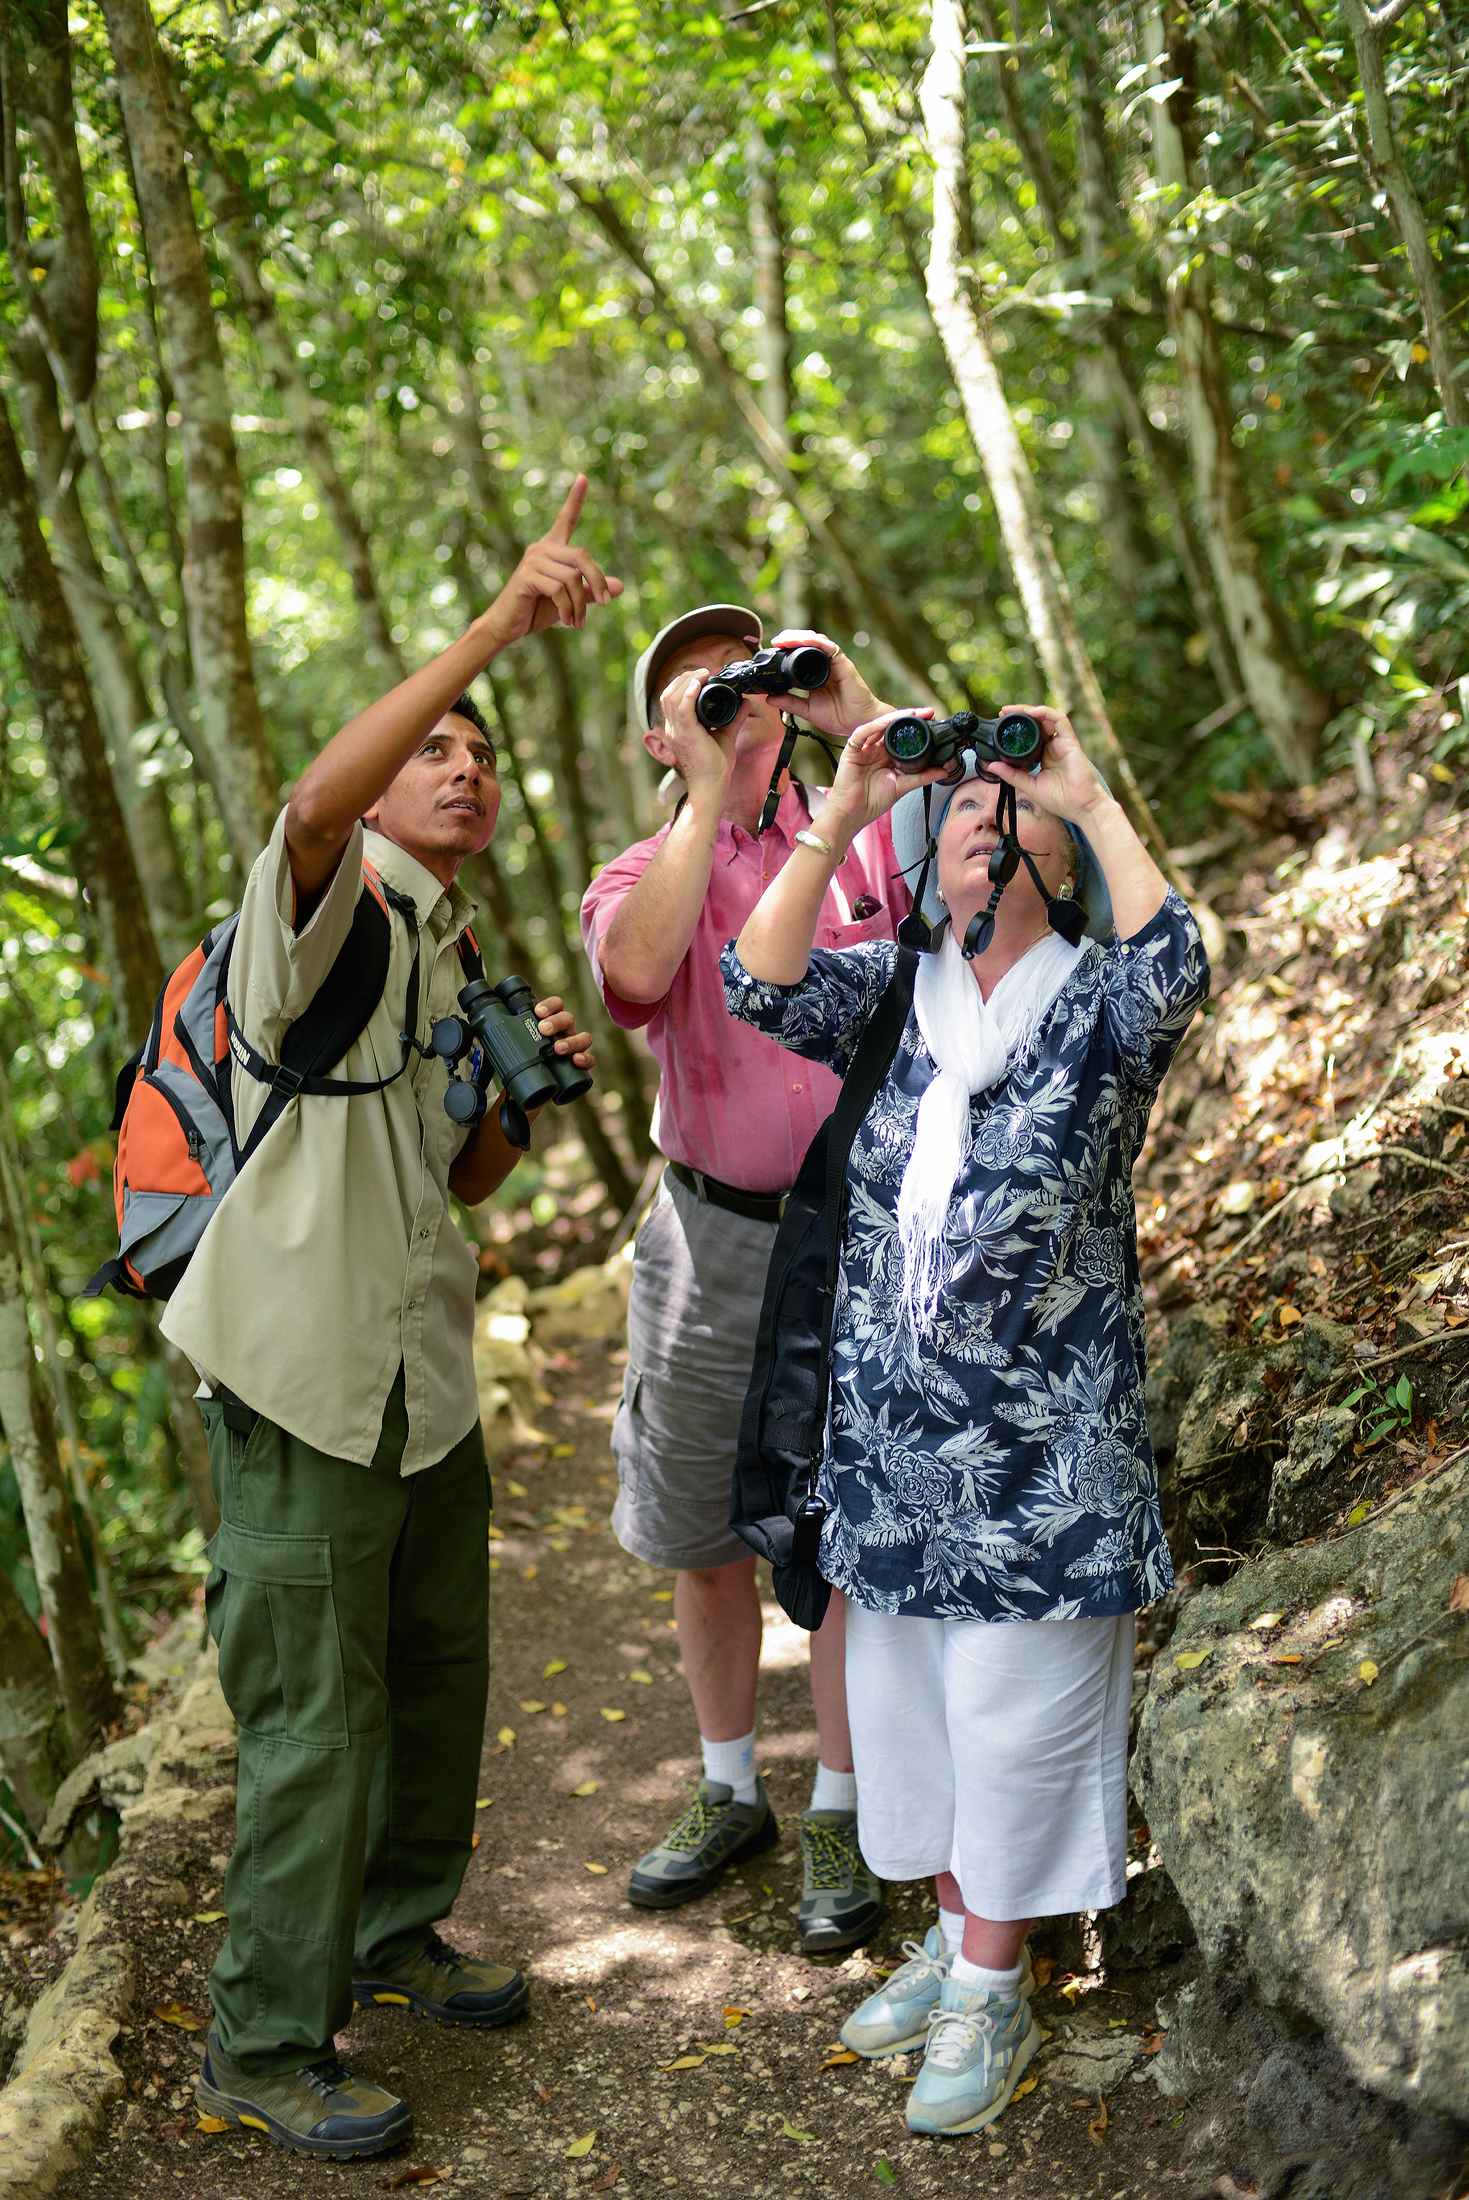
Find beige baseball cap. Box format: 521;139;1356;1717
631;603;762;733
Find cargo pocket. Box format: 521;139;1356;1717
210;1521;349;1748
609;1361;646;1505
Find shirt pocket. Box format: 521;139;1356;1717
816;909;895;952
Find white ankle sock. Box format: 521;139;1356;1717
702;1730;757;1805
808;1763;858;1814
950;1951;1022;1996
937;1907;965;1956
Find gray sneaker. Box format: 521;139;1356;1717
196;2027;411;2160
796;1808;883;1953
627;1774;779;1908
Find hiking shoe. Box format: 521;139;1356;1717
627;1774;779;1909
843;1934;1036;2058
796;1808;883;1953
196;2027;411;2161
352;1931;529;2027
904;1977;1042;2135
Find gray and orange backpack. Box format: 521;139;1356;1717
85;862;482;1301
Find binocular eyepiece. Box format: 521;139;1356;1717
694;645;832;730
884;708;1043;774
430;975;592;1149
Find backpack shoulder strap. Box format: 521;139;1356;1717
230;873;422;1165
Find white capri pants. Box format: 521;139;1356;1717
845;1604;1134;1920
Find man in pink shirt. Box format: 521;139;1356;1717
580;605;910;1949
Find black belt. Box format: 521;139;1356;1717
668;1161;788;1225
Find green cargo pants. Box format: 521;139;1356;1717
201;1370;490;2076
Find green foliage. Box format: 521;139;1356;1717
3;0;1468;1641
1343;1372;1415;1448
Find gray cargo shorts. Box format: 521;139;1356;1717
610;1171;779;1572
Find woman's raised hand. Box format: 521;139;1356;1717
985;704;1110;823
824;710;950;840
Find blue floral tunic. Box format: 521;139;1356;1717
720;891;1209;1622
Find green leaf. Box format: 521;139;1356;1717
782;2118;817;2142
291;91;338;139
564;2131;597;2158
874;2163;898;2186
1341;1384;1375;1409
1393;1375;1414;1409
1347;1501;1370;1526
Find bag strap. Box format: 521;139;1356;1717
230;876;424;1166
804;947;918;1495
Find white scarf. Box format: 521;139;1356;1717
896;925;1081;1337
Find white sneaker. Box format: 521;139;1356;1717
841;1933;1035;2058
905;1975;1041;2135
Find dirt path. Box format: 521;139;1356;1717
51;1336;1187;2200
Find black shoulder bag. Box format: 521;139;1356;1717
729;948;918;1630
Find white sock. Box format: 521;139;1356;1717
938;1907;965;1956
702;1730;757;1806
950;1951;1022;1997
809;1763;858;1814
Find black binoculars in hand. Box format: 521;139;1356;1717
884;708;1043;773
430;976;592;1151
694;645;832;729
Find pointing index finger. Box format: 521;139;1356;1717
548;473;589;545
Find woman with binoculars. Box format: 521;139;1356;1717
720;700;1209;2137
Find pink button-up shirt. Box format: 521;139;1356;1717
581;784;909;1194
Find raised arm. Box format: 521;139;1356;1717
735;712;943;983
286;477;620;900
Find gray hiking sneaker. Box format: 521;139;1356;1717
196;2027;411;2160
627;1774;779;1908
352;1930;529;2026
841;1932;1037;2057
796;1808;883;1953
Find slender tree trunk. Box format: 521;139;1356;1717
160;1335;218;1539
919;0;1175;876
1339;0;1469;429
746;123;808;630
0;1170;120;1753
99;0;277;865
0;394;164;1044
172;89;408;682
0;1558;73;1838
1146;10;1329;783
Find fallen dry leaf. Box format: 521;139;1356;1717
196;2115;230;2134
471;1834;480;1849
486;1523;505;1541
1249;1611;1284;1630
650;1589;673;1601
569;1779;599;1798
1174;1649;1210;1671
551;1443;575;1458
533;2079;551;2101
1271;1654;1304;1666
191;1911;226;1924
543;1659;568;1677
1449;1575;1469;1613
1142;2029;1167;2054
781;2117;817;2142
1359;1659;1379;1684
1278;1304;1303;1329
474;1797;493;1811
1031;1954;1055;1990
1012;2073;1039;2101
600;1708;626;1723
152;2001;205;2031
552;1700;568;1716
595;2168;621;2191
522;1565;537;1580
584;1862;608;1875
819;2048;860;2070
1087;2094;1109;2145
379;2169;447;2190
1059;1977;1083;2005
497;1726;516;1748
518;1700;547;1714
628;1668;653;1683
565;2131;597;2158
586;1997;597;2011
660;2054;709;2071
723;2007;751;2027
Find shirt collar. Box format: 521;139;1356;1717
720;779;814;857
362;829;476;937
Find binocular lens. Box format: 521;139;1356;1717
695;681;741;729
884;717;932;763
786;645;831;688
994;712;1042;760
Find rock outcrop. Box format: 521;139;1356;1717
1171;1313;1354;1551
1134;1456;1469;2120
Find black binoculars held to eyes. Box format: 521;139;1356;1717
884;708;1043;774
694;645;832;729
429;976;592;1151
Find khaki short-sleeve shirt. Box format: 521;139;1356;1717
161;809;483;1474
